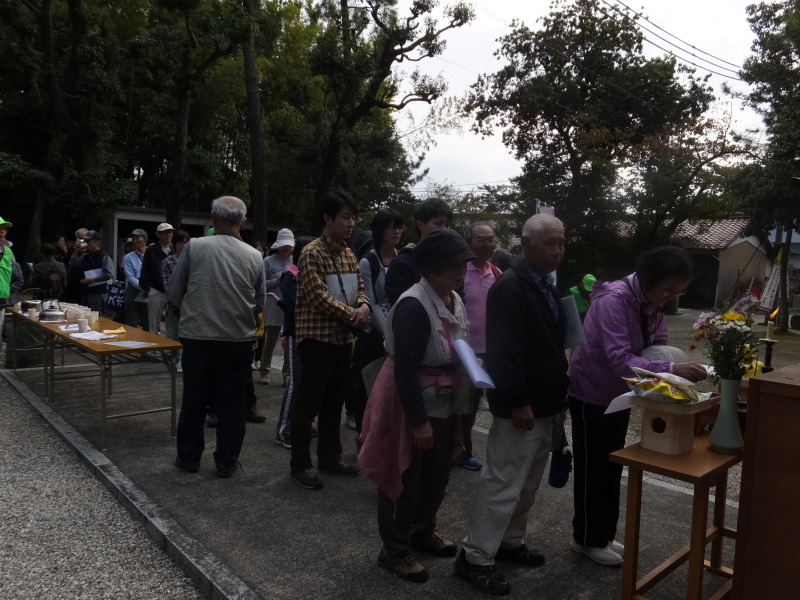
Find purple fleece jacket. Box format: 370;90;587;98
568;274;672;407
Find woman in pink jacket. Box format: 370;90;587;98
568;246;707;566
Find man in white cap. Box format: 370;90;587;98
258;228;294;386
140;223;174;333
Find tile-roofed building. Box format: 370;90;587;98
672;217;751;250
671;217;770;308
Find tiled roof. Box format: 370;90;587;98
672;217;750;250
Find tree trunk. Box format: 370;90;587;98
168;76;191;228
242;0;268;243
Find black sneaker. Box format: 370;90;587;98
215;461;241;478
290;468;323;490
495;543;545;567
245;408;266;423
453;548;510;596
207;413;218;428
174;455;200;473
319;459;359;477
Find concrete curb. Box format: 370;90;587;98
2;369;261;600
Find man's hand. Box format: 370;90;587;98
673;361;708;382
412;421;434;450
266;292;280;302
350;304;372;329
511;405;535;431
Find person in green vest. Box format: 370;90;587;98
570;274;596;322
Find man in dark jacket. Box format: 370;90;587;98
454;213;568;596
79;231;114;314
384;197;452;306
139;223;173;334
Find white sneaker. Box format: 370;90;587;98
176;361;183;374
251;361;260;370
608;540;624;555
569;540;622;566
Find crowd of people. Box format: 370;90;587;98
0;195;709;596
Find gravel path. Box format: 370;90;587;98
0;375;202;600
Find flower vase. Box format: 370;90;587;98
709;378;744;454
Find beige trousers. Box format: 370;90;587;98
461;415;553;566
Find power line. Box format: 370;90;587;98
609;0;743;69
596;0;742;81
599;0;741;75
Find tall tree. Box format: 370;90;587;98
305;0;474;209
467;0;713;280
738;0;800;330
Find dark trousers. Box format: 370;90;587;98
275;336;300;441
177;339;251;468
377;416;452;555
290;338;352;472
124;286;149;331
569;396;630;548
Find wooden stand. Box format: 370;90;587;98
611;436;740;600
732;363;800;599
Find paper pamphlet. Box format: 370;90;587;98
325;273;359;307
104;341;157;348
605;392;636;414
83;268;106;287
560;295;586;349
454;339;495;389
70;332;117;341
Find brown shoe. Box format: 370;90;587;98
411;530;457;556
378;548;428;583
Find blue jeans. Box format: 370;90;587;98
176;338;252;468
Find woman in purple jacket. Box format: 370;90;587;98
568;246;707;566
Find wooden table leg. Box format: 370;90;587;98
687;481;710;600
709;471;728;570
170;349;177;437
621;467;643;600
100;356;108;450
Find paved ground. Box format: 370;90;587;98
4;307;796;599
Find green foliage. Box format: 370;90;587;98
739;0;800;235
467;0;737;282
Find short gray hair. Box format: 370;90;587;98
521;213;564;243
211;196;247;225
465;221;493;244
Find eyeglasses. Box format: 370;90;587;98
473;237;496;246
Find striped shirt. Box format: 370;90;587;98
295;234;369;345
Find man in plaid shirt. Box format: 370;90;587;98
290;191;372;490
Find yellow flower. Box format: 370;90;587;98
722;312;746;322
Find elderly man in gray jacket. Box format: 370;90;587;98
169;196;266;478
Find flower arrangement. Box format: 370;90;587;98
690;310;758;380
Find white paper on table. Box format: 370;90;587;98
83;268;106;287
104;341;157;348
561;295;586;349
70;331;117;341
605;392;636;414
454;339;495;389
59;324;80;332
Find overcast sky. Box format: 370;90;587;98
393;0;762;196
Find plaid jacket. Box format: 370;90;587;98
295;234;369;345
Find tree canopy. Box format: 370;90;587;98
467;0;743;281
